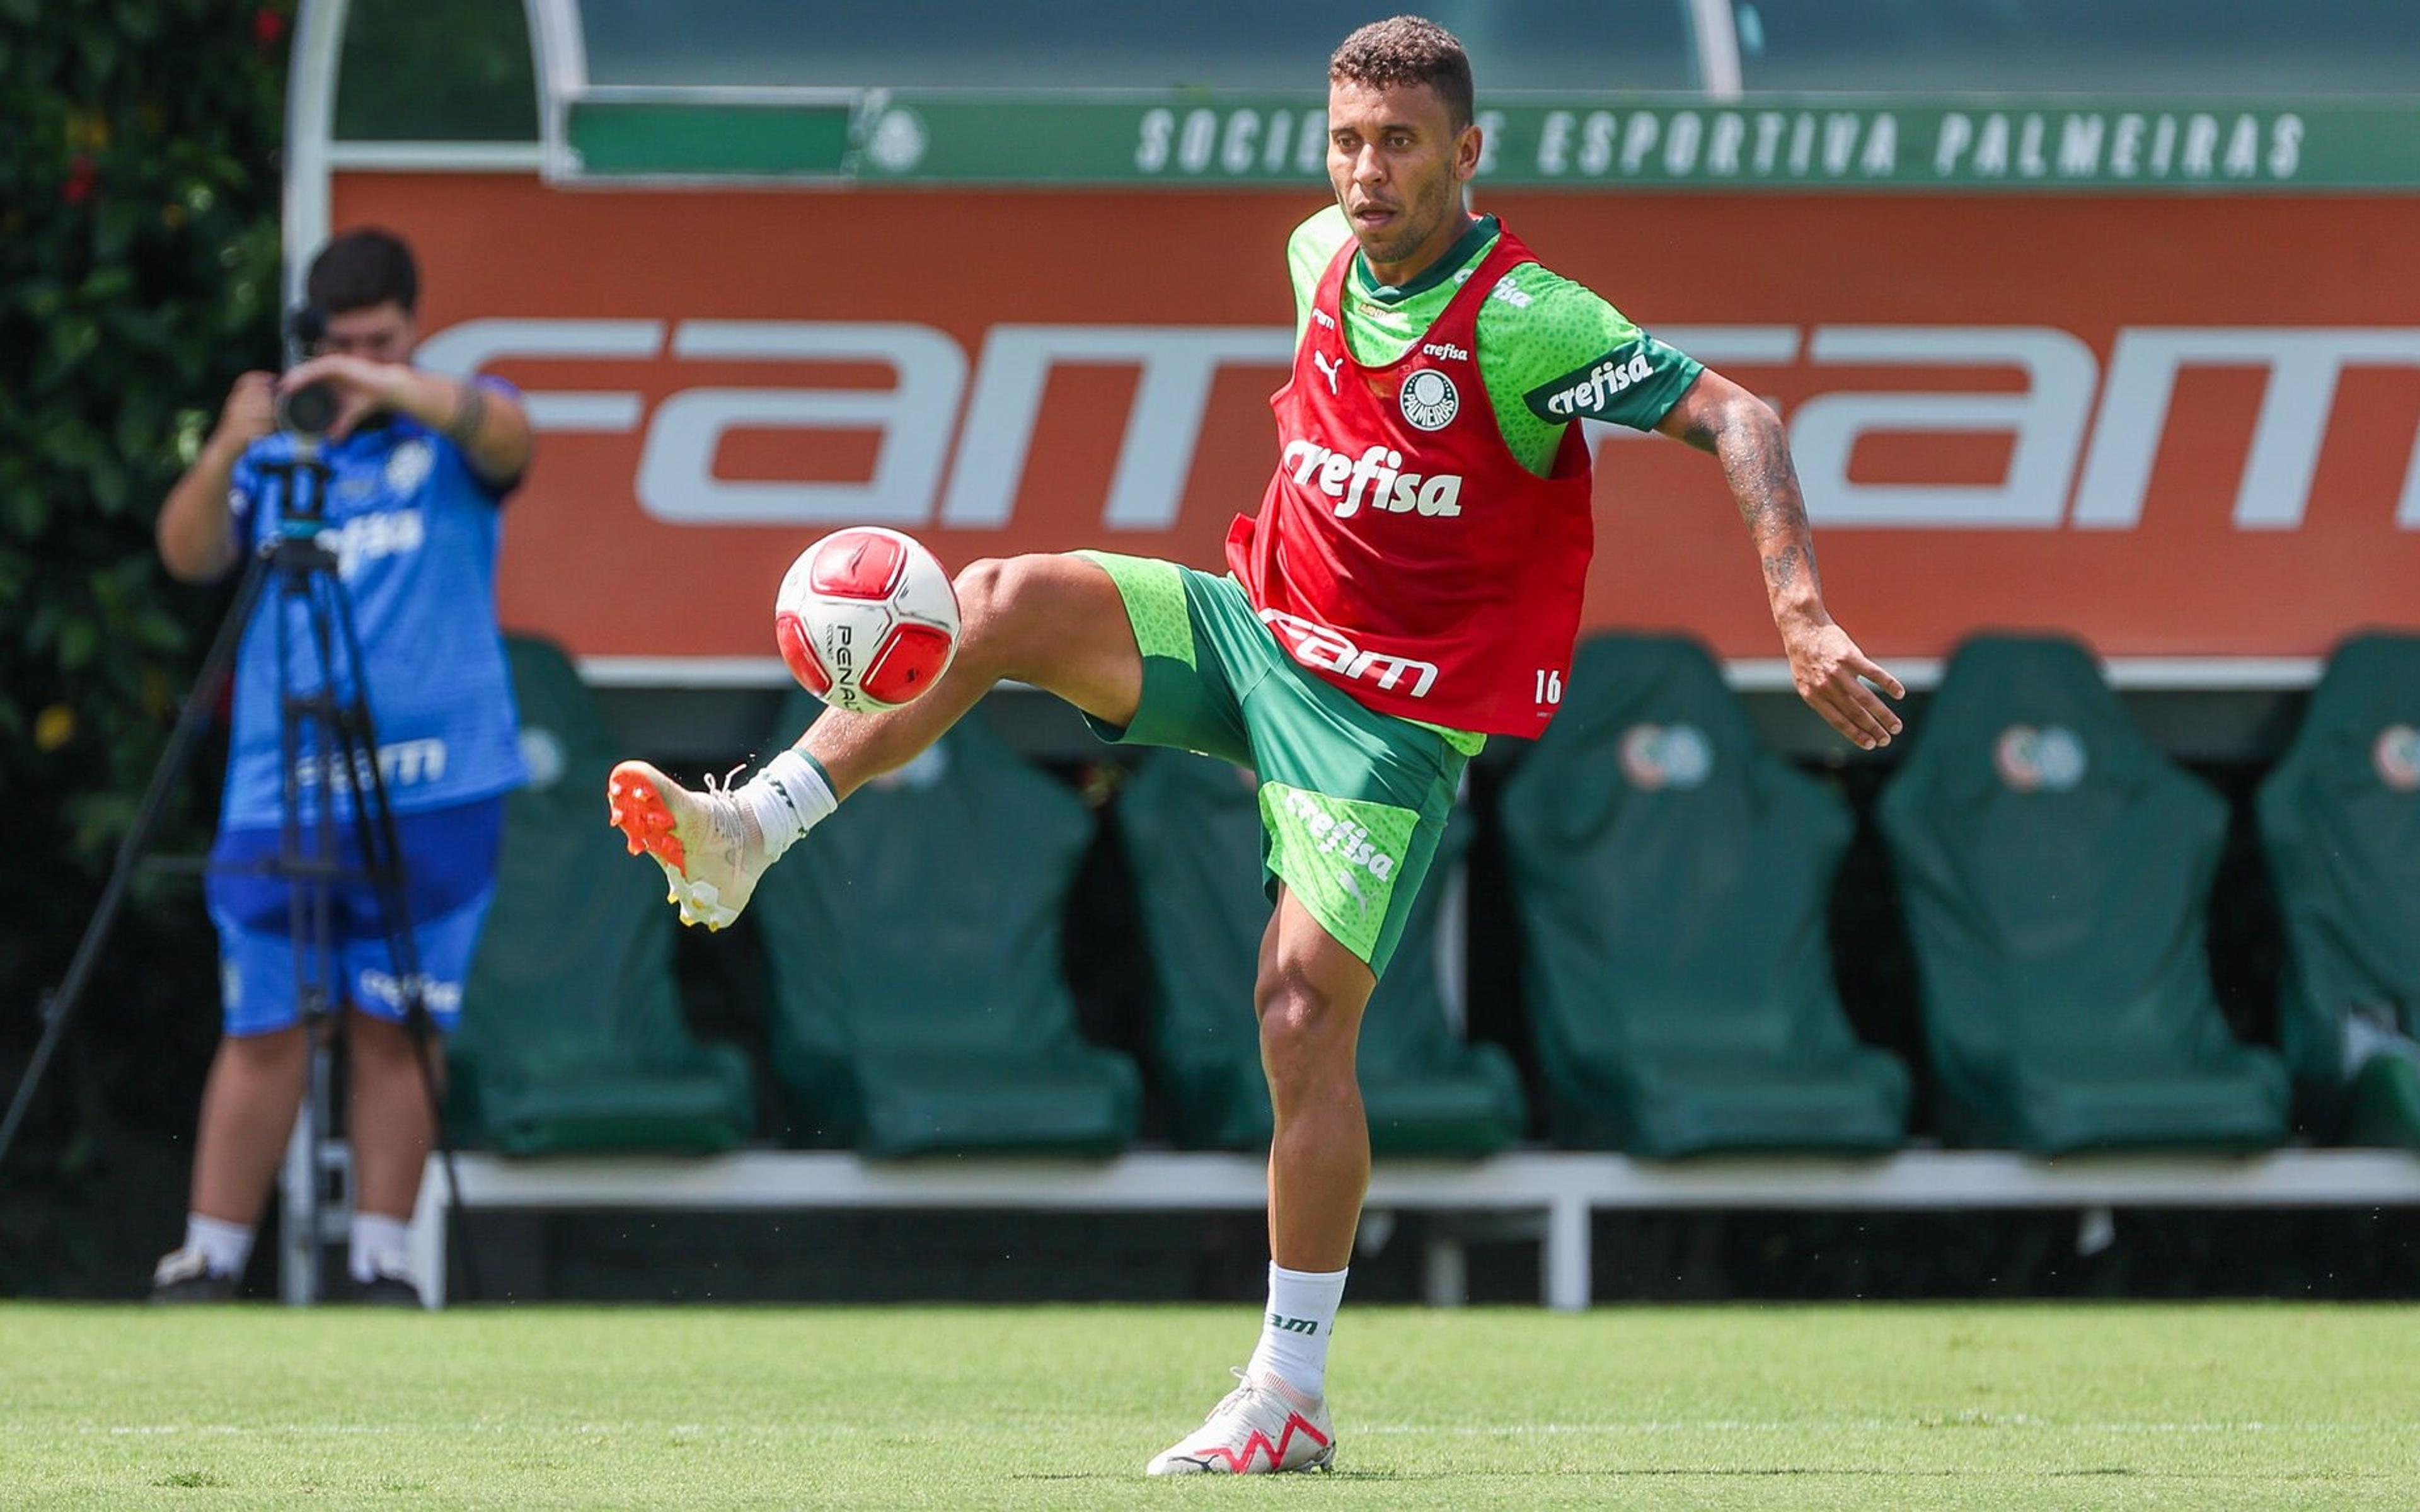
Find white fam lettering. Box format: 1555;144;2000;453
418;318;2420;536
1260;609;1439;698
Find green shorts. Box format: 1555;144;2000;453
1076;551;1475;978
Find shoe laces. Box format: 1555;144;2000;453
1206;1366;1257;1421
696;764;764;850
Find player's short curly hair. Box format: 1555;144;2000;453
1328;15;1473;130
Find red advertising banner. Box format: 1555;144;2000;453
333;173;2420;670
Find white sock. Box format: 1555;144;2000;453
350;1212;412;1283
737;748;838;862
1243;1263;1349;1399
185;1215;254;1279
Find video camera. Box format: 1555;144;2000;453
276;303;342;441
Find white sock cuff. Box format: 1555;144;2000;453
1248;1263;1349;1399
1269;1262;1350;1311
743;748;838;861
186;1214;255;1278
350;1213;412;1282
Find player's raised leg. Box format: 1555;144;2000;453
1148;888;1368;1474
800;554;1143;798
608;553;1140;929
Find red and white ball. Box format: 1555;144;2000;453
774;527;960;712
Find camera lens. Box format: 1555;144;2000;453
277;379;340;438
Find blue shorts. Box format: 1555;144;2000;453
205;798;505;1038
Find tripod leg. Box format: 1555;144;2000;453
277;553;350;1306
0;554;277;1181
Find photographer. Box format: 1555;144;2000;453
149;227;531;1303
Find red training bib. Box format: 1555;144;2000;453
1230;225;1594;736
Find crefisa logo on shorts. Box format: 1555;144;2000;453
1398;367;1458;431
2375;723;2420;792
1996;724;2089;793
1619;723;1713;791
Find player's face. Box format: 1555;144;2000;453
316;301;417;364
1326;78;1480;277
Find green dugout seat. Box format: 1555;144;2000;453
751;697;1140;1158
451;637;754;1155
1117;749;1526;1155
1499;634;1908;1156
1879;636;2288;1154
2257;634;2420;1146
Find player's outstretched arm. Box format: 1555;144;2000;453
1655;371;1905;750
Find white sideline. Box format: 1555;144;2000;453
407;1148;2420;1313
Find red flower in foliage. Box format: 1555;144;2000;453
61;154;96;206
253;7;285;47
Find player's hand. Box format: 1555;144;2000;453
1780;617;1904;750
212;370;279;452
279;353;412;440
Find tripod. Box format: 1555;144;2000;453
0;438;479;1305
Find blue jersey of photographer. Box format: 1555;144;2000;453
218;231;529;828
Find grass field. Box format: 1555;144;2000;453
6;1303;2416;1509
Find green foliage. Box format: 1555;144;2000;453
1;0;288;853
1;0;294;1286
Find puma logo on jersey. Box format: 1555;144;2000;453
1544;349;1655;418
1312;350;1342;395
1280;438;1464;519
1261;609;1439;700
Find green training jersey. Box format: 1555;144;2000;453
1286;204;1703;477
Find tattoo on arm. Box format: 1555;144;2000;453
442;381;488;448
1712;398;1821;602
1760;544;1807;594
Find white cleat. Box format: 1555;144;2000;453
606;760;771;931
1145;1370;1335;1476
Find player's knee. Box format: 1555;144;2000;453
946;557;1009;662
1255;966;1354;1088
953;554;1068;674
952;556;1033;631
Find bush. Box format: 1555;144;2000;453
0;0;293;1294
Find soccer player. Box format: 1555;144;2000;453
609;14;1902;1474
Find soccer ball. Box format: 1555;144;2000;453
774;527;961;713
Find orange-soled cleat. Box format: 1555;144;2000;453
606;760;770;931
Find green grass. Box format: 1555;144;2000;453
5;1303;2415;1509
